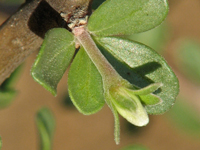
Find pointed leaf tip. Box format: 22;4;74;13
130;82;163;95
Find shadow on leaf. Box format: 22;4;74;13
97;43;162;90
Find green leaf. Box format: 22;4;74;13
0;89;16;108
120;145;149;150
31;28;75;96
139;94;162;105
88;0;169;36
175;39;200;84
167;99;200;138
95;37;179;114
36;107;55;150
68;47;105;115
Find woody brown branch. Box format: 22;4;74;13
0;0;92;85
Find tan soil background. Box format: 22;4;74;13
1;0;200;150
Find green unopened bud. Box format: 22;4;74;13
109;86;149;126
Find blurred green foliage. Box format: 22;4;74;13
120;145;148;150
175;39;200;84
36;107;55;150
0;136;2;150
0;90;16;108
0;66;22;109
125;23;169;53
167;98;200;138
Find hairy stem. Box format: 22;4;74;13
73;26;123;144
73;27;124;86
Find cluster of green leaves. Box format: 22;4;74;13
31;0;179;144
36;107;55;150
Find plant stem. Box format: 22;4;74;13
73;27;124;86
73;27;123;144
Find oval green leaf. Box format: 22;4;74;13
68;47;105;115
31;28;75;96
94;37;179;114
88;0;169;36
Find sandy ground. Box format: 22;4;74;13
0;0;200;150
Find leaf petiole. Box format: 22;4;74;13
73;26;128;144
73;26;123;85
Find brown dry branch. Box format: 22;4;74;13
0;0;92;85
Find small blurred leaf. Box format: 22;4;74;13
125;23;169;53
1;65;22;90
0;136;2;150
167;99;200;138
68;47;105;115
175;39;200;84
0;66;22;109
36;107;55;150
120;145;149;150
88;0;169;36
0;90;16;108
95;37;179;114
31;28;75;96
